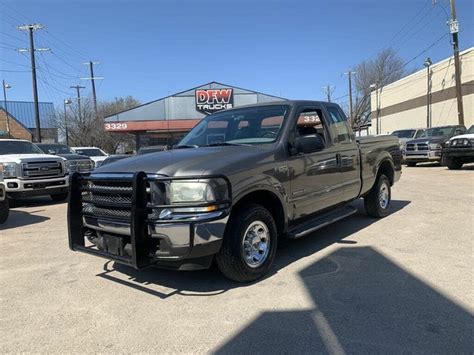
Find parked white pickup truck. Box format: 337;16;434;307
0;139;69;201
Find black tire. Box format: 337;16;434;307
0;199;9;224
406;162;417;167
50;192;69;202
364;174;391;218
446;157;463;170
216;204;278;283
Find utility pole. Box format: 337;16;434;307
424;58;433;128
17;24;49;143
2;81;12;138
448;0;464;125
344;70;356;127
70;85;86;122
321;84;335;102
81;61;103;117
63;99;72;145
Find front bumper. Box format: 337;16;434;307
442;147;474;158
5;176;69;198
68;172;232;270
405;150;441;162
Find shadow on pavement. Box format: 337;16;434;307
96;199;410;299
9;196;66;208
216;246;473;353
0;210;50;231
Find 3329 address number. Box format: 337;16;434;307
105;123;128;130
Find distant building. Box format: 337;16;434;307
104;81;286;148
369;47;473;134
0;100;57;142
0;108;33;141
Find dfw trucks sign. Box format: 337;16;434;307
195;88;234;114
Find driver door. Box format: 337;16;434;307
287;107;343;219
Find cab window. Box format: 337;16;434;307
295;108;327;144
326;106;351;143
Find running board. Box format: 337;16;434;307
287;205;358;239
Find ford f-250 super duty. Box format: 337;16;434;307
68;101;401;282
0;139;69;201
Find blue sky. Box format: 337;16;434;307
1;0;473;109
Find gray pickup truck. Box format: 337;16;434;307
68;101;401;282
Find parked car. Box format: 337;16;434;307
36;143;94;173
0;170;9;224
70;147;108;167
67;101;401;282
0;139;69;201
100;154;132;167
390;128;424;162
442;125;474;169
137;145;167;155
404;125;467;167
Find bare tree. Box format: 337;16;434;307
52;96;140;153
352;48;412;128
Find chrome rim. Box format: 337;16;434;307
379;182;390;209
241;220;270;268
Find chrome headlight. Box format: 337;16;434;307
429;143;442;150
444;141;451;147
0;162;18;178
168;181;215;204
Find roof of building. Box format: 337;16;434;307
105;81;287;123
0;100;56;129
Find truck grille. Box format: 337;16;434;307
406;143;428;151
22;161;64;179
69;159;94;173
81;180;135;221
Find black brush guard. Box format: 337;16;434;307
68;171;231;269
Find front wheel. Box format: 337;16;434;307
446;157;463;170
50;192;69;202
364;174;391;218
0;199;9;224
216;204;278;282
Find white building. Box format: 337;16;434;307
369;47;473;134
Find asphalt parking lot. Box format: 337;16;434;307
1;164;473;353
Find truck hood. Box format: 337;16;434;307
95;145;275;177
406;137;448;145
448;133;474;141
0;154;65;163
56;153;91;161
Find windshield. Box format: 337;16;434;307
39;144;74;155
179;105;289;147
420;127;454;138
468;125;474;134
391;130;415;139
0;140;44;155
74;148;106;157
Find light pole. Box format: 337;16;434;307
370;83;379;134
63;99;72;145
424;57;433;128
2;81;12;138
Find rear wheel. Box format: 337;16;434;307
364;174;391;218
446;157;463;170
50;192;69;202
0;198;9;224
406;162;417;167
216;204;278;282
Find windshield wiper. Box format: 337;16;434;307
206;142;244;147
174;144;199;149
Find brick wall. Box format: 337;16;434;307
0;109;33;141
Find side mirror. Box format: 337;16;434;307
295;134;325;154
